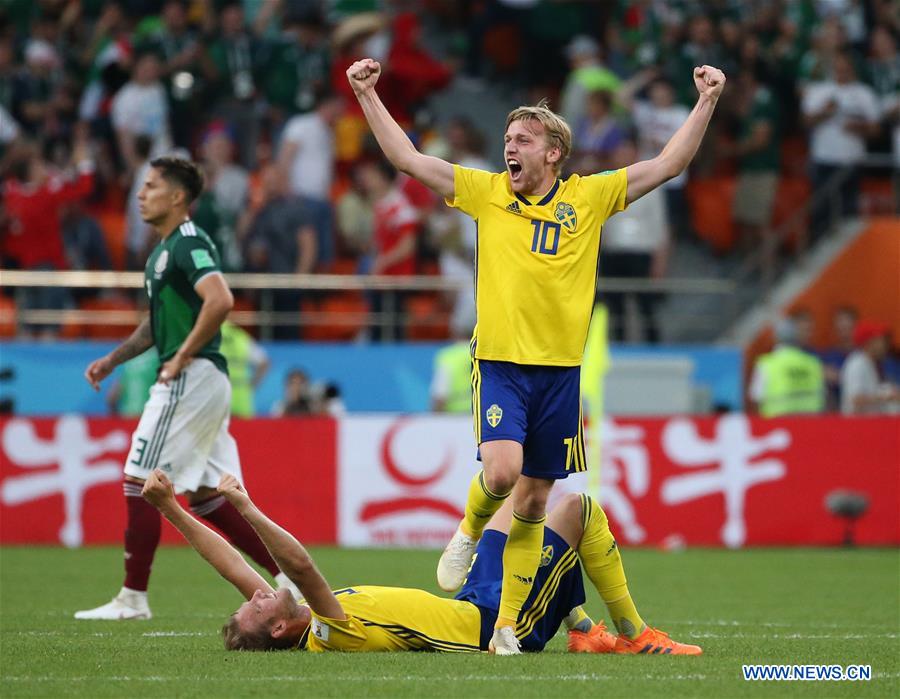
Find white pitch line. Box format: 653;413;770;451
656;619;887;630
5;631;113;637
0;674;713;683
687;632;899;640
654;619;884;638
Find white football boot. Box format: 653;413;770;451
436;526;478;592
489;626;522;655
74;587;151;620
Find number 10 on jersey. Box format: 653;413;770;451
530;219;561;256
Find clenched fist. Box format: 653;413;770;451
693;65;726;101
142;470;176;510
346;58;381;96
217;473;252;511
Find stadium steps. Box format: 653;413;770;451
654;238;745;344
718;217;869;346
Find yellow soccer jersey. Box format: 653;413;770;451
300;586;482;653
447;165;628;366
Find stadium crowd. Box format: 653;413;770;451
0;0;897;345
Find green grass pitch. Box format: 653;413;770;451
1;545;897;698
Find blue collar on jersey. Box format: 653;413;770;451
514;178;560;207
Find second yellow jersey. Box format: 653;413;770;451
301;586;482;653
447;165;628;366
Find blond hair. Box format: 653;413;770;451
221;613;294;652
505;99;572;174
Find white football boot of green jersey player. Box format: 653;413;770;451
74;587;151;620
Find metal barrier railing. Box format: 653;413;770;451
0;270;738;341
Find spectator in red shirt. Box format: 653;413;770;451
2;138;94;336
385;12;452;123
357;158;420;341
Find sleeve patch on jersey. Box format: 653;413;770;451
311;618;330;642
190;249;215;269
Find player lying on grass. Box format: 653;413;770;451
141;469;700;654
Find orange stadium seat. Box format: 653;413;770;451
771;176;811;251
860;178;895;216
327;257;359;276
94;208;127;270
81;297;139;340
302;292;368;341
229;296;258;337
687;177;737;253
0;296;16;338
405;293;449;341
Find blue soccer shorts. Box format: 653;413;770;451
471;358;585;480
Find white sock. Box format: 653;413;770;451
120;586;148;600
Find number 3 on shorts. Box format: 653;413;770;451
130;437;148;467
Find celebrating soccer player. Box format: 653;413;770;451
346;58;725;653
76;157;297;620
141;468;700;655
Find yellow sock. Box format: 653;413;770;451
563;605;593;633
460;471;509;539
576;494;645;639
496;511;545;628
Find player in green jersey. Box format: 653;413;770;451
77;157;295;620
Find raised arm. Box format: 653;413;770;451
625;65;726;205
142;470;272;599
346;59;455;200
217;474;346;620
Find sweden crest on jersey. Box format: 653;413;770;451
486;404;503;428
540;545;554;567
554;202;577;231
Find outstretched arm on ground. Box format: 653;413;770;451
142;469;272;599
347;58;455;200
217;474;346;620
625;65;726;205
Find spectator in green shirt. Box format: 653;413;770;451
730;69;780;256
202;2;262;168
259;7;330;134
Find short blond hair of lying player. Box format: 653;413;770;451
141;469;701;655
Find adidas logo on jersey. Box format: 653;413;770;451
505;201;522;214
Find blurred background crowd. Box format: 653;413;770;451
0;0;897;411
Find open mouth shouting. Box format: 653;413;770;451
507;157;523;183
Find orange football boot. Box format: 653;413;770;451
613;626;702;655
567;621;617;653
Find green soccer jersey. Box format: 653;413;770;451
144;220;228;375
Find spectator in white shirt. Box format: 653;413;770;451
433;117;490;336
111;52;172;175
631;77;692;240
276;91;344;265
598;139;670;344
801;52;880;231
841;320;900;415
